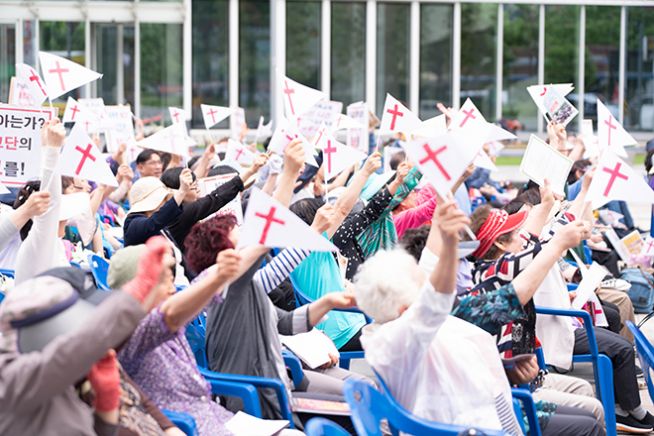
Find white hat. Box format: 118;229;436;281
128;177;171;214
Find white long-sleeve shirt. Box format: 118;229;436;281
14;147;68;284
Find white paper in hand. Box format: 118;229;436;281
316;132;367;180
200;104;231;129
282;76;327;119
225;412;289;436
379;93;421;134
572;263;609;310
58;123;118;187
224;139;255;167
14;63;48;106
597;99;634;158
239;188;337;252
527;83;574;116
280;329;339;369
59;192;91;221
519;135;573;196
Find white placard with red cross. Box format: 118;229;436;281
230;107;247;140
136;123;191;157
239;187;337;251
450;98;517;142
0;105;57;187
586;150;654;209
596;99;633;158
58;123;117;186
224;139;255;167
78;98;107;134
316;132;367;180
379;94;421;134
403;130;484;198
641;236;654;257
268;118;319;167
282;76;328;120
254;116;273;142
201;104;232;129
11;63;48;107
346;101;370;154
527;83;574;116
197;172;244;225
63;97;97;125
38;52;102;100
168;106;189;137
411;114;447;139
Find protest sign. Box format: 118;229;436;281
0;105;57;186
197;173;244;224
104;105;135;153
346;101;369;154
519;134;573;196
230;107;247;140
542;87;578;127
298;100;343;143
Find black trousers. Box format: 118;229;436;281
573;326;640;410
542;405;603;436
601;301;622;334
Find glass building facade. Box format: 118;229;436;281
2;0;653;133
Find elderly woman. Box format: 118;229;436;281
354;199;601;436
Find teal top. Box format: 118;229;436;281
290;249;366;349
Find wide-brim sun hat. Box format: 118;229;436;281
128;176;171;214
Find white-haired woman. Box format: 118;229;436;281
353;200;601;436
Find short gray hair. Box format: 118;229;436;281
354;249;425;324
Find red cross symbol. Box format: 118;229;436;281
74;143;97;175
601;162;628;196
604;116;617;146
285;133;299;144
645;239;654;254
207;107;219;124
539;86;547;97
234;147;245;162
283;80;296;116
48;61;70;93
386;104;404;131
459;108;477;128
69;104;80;121
172;110;182;124
28;69;47;96
323;140;338;174
418;143;451;181
254;206;285;245
314;128;325;147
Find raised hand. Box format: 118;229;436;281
41;118;66;148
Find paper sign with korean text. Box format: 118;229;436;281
104;105;135;153
0;105;57;187
230;107;247;140
8;77;44;108
78;98;107;133
298;100;343;142
520;135;573;196
346;101;369;154
542;86;578;127
197;173;244;225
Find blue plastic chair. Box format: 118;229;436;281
626;321;654;404
162;409;199;436
0;269;15;278
288;274;367;369
343;378;508;436
89;254;111;290
305;417;350;436
535;306;617;436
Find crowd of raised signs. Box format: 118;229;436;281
3;51;654;436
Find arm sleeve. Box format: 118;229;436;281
252;248;311;295
393;195;437;239
332;187;393;250
117;308;176;375
0;215;18;252
452;284;527;336
0;291;145;413
14;147;62;285
123;199;182;245
275;304;311;335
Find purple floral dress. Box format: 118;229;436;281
118;305;234;436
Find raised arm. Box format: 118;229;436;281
430;199;469;294
522;179;556;236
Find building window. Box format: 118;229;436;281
287;0;321;90
625;6;654;131
419;3;453;119
140;23;183;121
331;2;366;107
0;24;16;104
192;0;229;128
240;0;271;126
376;2;410;117
460;3;498;119
503;4;539;131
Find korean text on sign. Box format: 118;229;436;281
0;105;57;186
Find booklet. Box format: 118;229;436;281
542;86;579;127
291;396;351;416
519;135;573;196
571;262;608;310
224;411;289;436
280;329;339;369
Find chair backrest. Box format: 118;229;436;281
344;379;506;436
304;417;350;436
186;312;208;369
89;254;111;290
627;321;654;402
